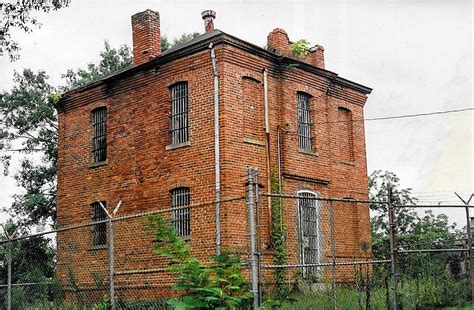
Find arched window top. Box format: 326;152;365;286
296;91;312;99
91;106;107;113
169;81;188;89
242;76;261;84
338;106;351;113
297;189;318;197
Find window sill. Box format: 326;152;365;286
165;141;191;151
340;160;355;166
88;244;107;251
89;160;108;168
298;149;319;157
243;138;266;147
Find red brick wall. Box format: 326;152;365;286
216;43;371;269
56;36;371;297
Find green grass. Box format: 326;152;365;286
278;286;389;310
276;277;471;310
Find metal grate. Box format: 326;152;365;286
297;92;312;151
91;201;107;246
171;187;191;237
170;82;189;145
297;191;323;279
92;107;107;162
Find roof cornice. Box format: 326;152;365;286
58;30;372;108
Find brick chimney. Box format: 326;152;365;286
307;45;325;69
131;9;160;66
267;28;291;56
201;10;216;33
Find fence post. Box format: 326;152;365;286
454;192;474;306
99;200;122;310
388;187;398;310
7;240;12;310
328;200;338;309
247;167;259;310
109;217;115;309
2;225;17;310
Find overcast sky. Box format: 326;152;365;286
0;0;472;225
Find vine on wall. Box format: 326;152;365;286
270;168;290;299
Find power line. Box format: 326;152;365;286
316;107;473;125
365;107;473;122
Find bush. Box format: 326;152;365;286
146;215;253;309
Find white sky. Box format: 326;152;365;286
0;0;472;225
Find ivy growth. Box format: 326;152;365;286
145;215;253;309
270;168;290;299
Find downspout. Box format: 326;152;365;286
263;69;273;238
210;43;221;256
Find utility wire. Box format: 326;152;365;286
316;107;473;125
365;107;473;122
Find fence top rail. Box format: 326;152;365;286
263;259;391;269
261;193;469;208
394;204;469;208
398;248;469;253
0;195;246;245
260;193;379;204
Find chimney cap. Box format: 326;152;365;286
201;10;216;19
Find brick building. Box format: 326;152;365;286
56;9;372;298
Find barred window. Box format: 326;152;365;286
170;82;189;145
92;107;107;162
297;191;323;279
297;92;312;151
171;187;190;236
91;201;107;246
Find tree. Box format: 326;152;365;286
369;170;418;238
369;170;463;272
161;32;199;52
369;170;468;307
0;0;70;61
0;221;56;307
0;69;58;227
61;40;132;90
1;33;202;229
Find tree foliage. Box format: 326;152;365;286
0;69;58;227
0;0;70;61
369;170;468;307
369;170;463;271
369;170;418;239
61;40;132;90
161;32;200;52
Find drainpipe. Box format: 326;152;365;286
263;69;273;238
209;43;221;255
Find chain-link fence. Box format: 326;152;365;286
256;192;392;309
0;168;472;309
0;196;247;309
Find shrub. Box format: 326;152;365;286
146;215;253;309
